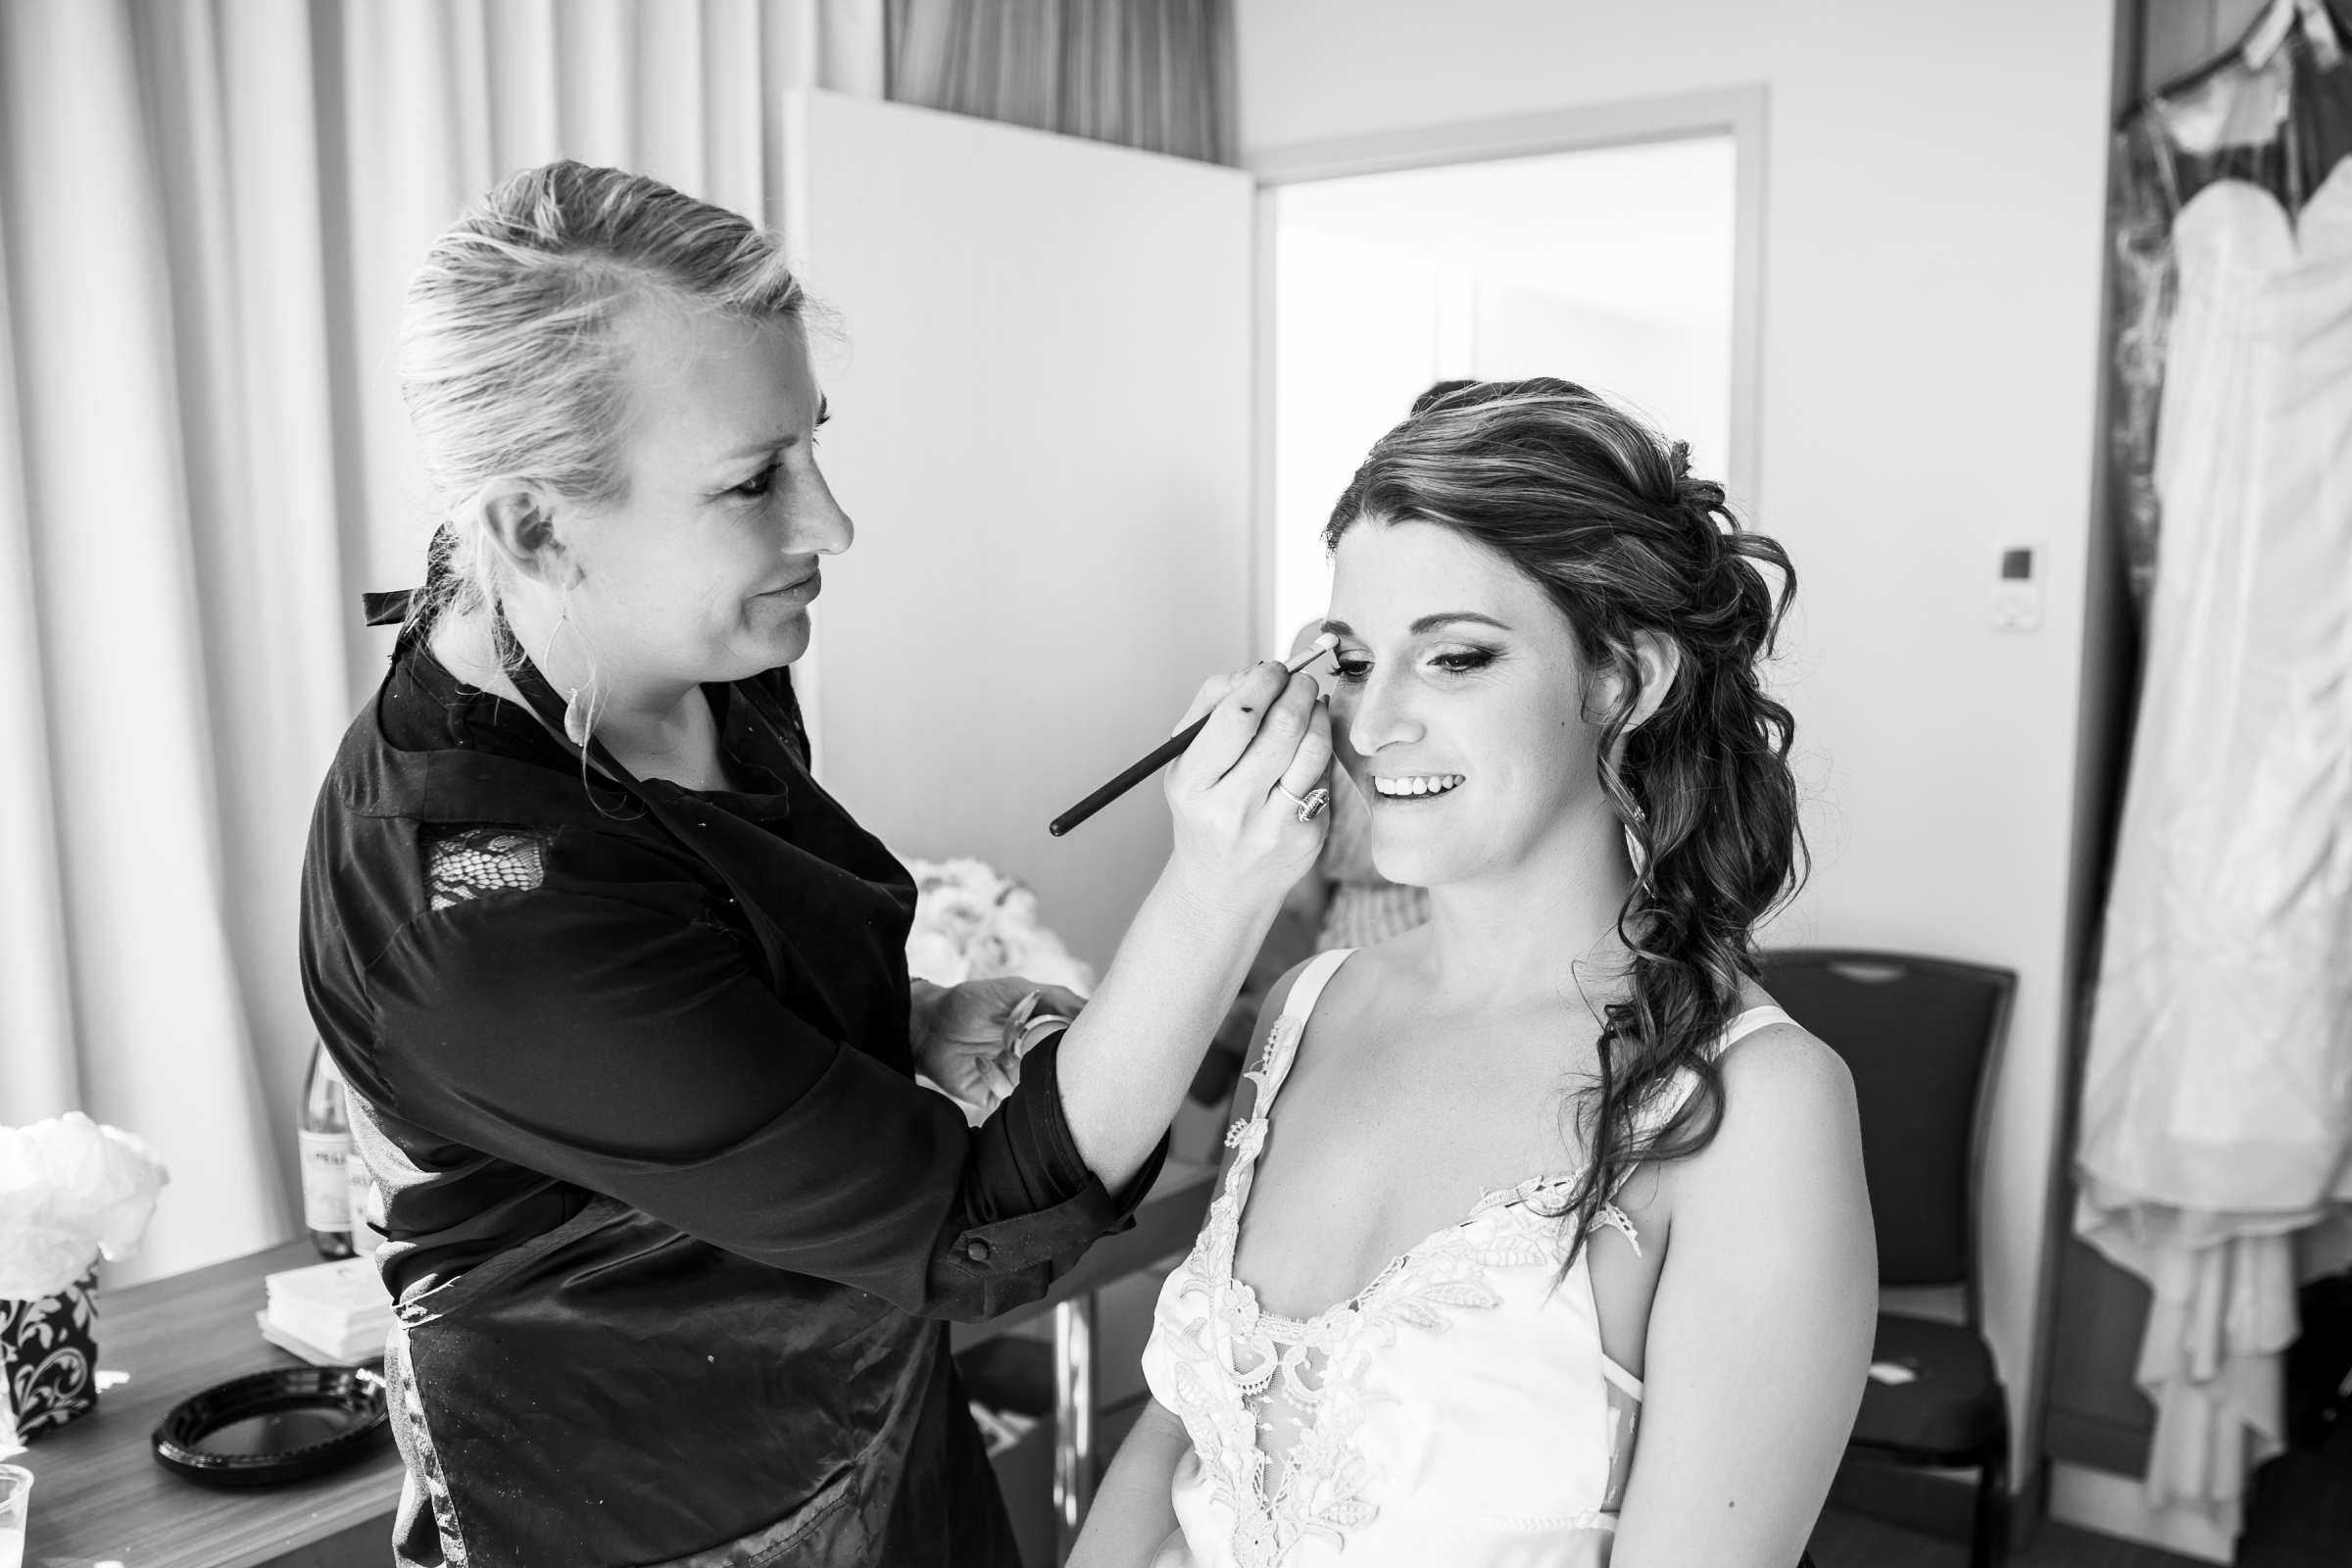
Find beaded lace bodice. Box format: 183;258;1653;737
1141;949;1793;1568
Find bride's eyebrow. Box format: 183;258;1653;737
1318;612;1513;639
1410;612;1512;634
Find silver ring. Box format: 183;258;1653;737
1274;784;1331;823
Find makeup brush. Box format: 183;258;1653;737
1049;633;1339;837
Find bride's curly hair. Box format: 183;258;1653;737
1325;377;1807;1274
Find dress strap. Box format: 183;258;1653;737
1279;948;1355;1031
1721;1004;1796;1054
1607;1004;1797;1196
1254;947;1355;1107
1207;948;1356;1276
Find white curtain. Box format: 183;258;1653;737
0;0;881;1285
885;0;1233;164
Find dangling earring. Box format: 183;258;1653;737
1616;755;1649;875
564;685;594;749
548;590;596;749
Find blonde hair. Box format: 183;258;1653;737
398;161;808;624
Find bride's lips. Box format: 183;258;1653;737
758;566;822;607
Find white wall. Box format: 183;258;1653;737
1472;281;1729;482
1267;138;1737;647
1238;0;2118;1483
1268;228;1442;642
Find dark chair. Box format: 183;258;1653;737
1759;949;2017;1568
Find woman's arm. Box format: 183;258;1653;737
1611;1027;1877;1567
354;662;1328;1324
1050;661;1331;1191
1069;1397;1191;1568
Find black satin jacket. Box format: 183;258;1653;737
299;617;1160;1566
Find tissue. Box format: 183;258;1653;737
0;1113;171;1299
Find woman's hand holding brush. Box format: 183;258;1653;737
1046;642;1338;1189
1157;642;1337;915
1051;634;1338;838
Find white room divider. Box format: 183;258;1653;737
782;89;1255;974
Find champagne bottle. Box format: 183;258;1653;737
299;1041;355;1259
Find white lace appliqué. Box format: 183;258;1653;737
1158;1013;1632;1567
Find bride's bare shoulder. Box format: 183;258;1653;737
1686;1002;1858;1200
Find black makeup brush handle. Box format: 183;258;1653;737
1048;713;1210;837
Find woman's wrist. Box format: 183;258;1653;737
1154;858;1284;934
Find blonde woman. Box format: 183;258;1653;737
301;163;1331;1566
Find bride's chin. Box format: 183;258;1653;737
1366;837;1457;890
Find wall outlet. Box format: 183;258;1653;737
1991;541;2042;631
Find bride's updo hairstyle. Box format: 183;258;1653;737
1325;377;1807;1273
397;160;808;630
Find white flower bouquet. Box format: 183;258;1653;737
0;1112;169;1446
903;858;1095;996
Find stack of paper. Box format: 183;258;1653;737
258;1257;394;1365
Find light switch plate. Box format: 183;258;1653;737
1992;540;2043;631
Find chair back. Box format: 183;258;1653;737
1757;950;2014;1320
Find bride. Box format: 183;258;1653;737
1073;380;1875;1568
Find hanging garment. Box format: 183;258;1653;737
2079;79;2352;1537
2108;33;2352;615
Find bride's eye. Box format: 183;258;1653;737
1330;656;1372;683
1430;647;1498;674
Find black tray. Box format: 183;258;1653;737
152;1365;390;1487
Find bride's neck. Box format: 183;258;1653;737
1409;819;1639;1013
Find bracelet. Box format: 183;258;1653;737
1014;1013;1074;1056
998;988;1076;1058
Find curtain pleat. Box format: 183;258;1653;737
703;0;769;223
0;195;81;1130
638;1;710;198
0;0;285;1281
886;0;1231;164
486;0;565;172
0;0;884;1281
126;0;357;1274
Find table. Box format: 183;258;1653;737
16;1157;1215;1568
14;1241;402;1568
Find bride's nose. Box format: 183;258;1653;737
1346;669;1424;756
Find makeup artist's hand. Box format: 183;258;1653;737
913;975;1090;1115
1162;659;1334;907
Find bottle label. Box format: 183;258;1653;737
299;1129;354;1231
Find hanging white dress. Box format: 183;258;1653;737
2078;151;2352;1536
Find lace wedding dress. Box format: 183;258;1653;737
1141;947;1794;1566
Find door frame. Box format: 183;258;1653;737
1245;86;1769;652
